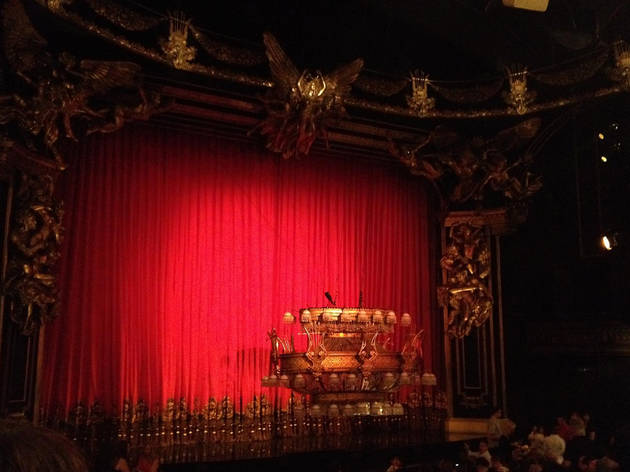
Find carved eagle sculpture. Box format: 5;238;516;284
255;32;364;159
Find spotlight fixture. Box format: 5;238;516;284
600;233;619;251
601;235;614;250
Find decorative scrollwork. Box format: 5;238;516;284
389;118;543;208
4;173;63;334
353;74;407;97
531;49;609;86
438;223;492;338
190;25;265;67
252;32;364;159
24;0;630;121
1;0;164;168
83;0;163;31
432;78;504;104
401;330;425;371
267;327;290;376
610;40;630;90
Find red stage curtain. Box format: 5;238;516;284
41;125;435;415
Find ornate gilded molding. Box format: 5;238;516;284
610;40;630;90
0;0;164;169
531;48;609;86
252;33;364;159
190;25;266;67
439;223;492;338
389;118;543;209
3;173;63;334
26;0;629;121
42;392;448;458
83;0;163;31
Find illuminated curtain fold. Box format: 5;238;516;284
41;125;435;415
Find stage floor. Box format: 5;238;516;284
158;432;485;472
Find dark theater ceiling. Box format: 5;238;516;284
135;0;630;78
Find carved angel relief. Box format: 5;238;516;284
0;0;164;168
4;173;63;334
253;33;364;159
439;223;492;338
389;118;543;209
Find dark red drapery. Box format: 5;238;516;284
41;125;435;415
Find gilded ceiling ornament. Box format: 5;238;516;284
253;32;364;159
407;70;435;116
84;0;163;32
45;0;72;12
3;173;64;335
160;12;196;70
432;78;504;104
389;118;543;208
353;74;407;97
23;0;630;122
1;0;164;168
189;25;265;67
438;223;492;338
531;49;609;86
504;66;536;115
610;40;630;90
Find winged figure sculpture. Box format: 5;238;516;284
254;32;364;159
1;0;161;167
390;118;543;207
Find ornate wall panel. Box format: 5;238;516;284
440;211;509;418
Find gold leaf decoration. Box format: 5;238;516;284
353;74;407;97
4;173;64;335
531;49;609;86
84;0;163;31
190;25;265;67
432;78;504;104
253;33;363;159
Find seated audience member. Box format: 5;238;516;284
529;427;546;458
543;434;568;471
0;419;88;472
529;426;545;441
467;440;493;463
489;409;517;450
489;410;504;449
569;413;586;438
